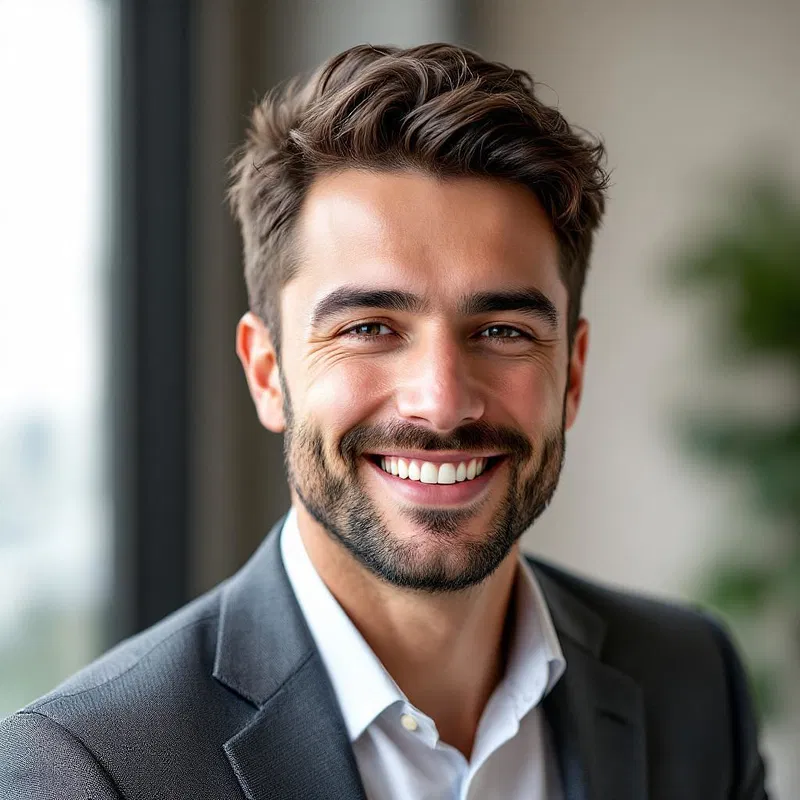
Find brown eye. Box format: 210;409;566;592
342;322;393;338
479;325;528;340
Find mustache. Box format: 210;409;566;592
339;419;534;465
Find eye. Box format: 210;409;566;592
341;321;394;338
478;325;531;342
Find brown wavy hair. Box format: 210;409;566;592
229;43;609;359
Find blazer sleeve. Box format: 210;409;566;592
704;616;769;800
0;711;122;800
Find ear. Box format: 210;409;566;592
564;317;589;431
235;311;286;433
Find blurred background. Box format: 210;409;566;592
1;0;798;795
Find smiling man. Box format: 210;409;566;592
1;44;768;799
272;172;568;599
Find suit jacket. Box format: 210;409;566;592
0;514;768;799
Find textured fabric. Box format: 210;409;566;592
280;506;565;799
1;712;120;800
0;512;769;799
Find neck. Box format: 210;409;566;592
293;501;520;760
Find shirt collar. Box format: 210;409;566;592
280;507;403;741
504;551;567;716
280;506;566;743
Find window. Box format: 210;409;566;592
0;0;114;717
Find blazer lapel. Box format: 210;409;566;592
532;562;648;800
214;515;366;800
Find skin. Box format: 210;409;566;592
236;169;589;759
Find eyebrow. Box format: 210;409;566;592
310;285;559;331
458;289;559;329
310;288;427;329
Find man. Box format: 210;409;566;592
1;43;767;799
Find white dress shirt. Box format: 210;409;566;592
280;507;566;800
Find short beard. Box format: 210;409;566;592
282;392;566;593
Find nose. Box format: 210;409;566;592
394;332;486;432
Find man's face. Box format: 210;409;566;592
249;170;586;592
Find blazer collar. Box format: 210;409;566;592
213;514;647;800
531;560;648;800
214;513;367;800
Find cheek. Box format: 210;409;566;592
303;361;386;428
493;359;565;428
299;353;565;433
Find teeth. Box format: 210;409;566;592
437;463;456;484
420;462;439;484
377;456;491;484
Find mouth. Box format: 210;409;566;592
363;453;508;507
367;453;505;481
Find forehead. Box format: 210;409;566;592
291;169;564;311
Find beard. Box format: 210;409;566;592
281;390;566;594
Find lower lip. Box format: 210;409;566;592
365;457;505;507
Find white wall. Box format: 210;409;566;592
268;0;460;78
473;1;800;794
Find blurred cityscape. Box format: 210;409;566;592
0;0;111;717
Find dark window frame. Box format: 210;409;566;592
111;0;193;639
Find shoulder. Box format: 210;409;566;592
529;556;752;718
528;558;768;794
531;557;762;738
0;710;122;799
530;555;730;653
0;580;253;798
24;581;226;720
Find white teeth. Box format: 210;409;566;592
420;462;439;484
378;456;493;484
437;463;457;484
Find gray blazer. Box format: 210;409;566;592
1;514;768;799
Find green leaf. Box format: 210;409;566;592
748;663;783;722
701;563;776;616
669;169;800;720
668;174;800;361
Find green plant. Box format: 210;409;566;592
670;173;800;718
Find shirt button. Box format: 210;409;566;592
400;713;419;732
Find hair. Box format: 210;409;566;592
228;43;609;360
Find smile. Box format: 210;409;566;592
375;455;495;484
364;454;506;507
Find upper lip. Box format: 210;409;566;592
367;451;505;464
